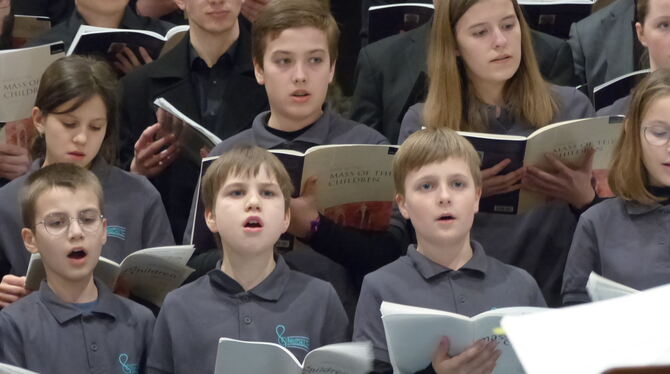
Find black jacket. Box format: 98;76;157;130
119;28;269;242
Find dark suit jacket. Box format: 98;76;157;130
119;28;269;242
13;0;74;26
567;0;637;89
349;21;575;144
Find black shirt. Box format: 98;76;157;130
188;41;238;130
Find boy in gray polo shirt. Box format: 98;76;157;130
0;164;155;374
353;129;546;374
147;146;348;374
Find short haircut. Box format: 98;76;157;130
201;145;294;215
393;127;482;196
21;163;104;230
609;68;670;205
251;0;340;68
32;55;119;164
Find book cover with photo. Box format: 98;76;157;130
459;116;624;214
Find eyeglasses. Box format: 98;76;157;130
37;210;104;236
643;125;670;146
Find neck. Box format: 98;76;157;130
189;21;239;67
46;273;98;304
416;234;473;270
470;78;506;107
221;248;275;291
267;109;323;132
77;6;125;28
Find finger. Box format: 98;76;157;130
0;142;28;156
121;46;142;66
464;341;498;373
138;46;153;64
135;123;163;149
136;135;177;164
0;152;30;165
115;52;133;73
0;162;29;176
300;176;318;197
484;167;524;189
522;172;559;197
433;336;452;362
486;182;522;196
481;159;511;178
526;166;563;186
579;147;596;171
142;143;179;171
543;153;574;174
3;275;26;287
450;339;487;367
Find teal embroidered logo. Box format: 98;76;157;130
276;324;310;352
118;354;138;374
107;226;127;240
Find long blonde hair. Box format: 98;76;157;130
423;0;557;132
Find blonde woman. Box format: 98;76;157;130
399;0;596;307
563;69;670;305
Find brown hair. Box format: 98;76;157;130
638;0;650;23
251;0;339;68
31;55;119;164
423;0;557;132
201;145;294;214
21;163;104;230
393;127;482;196
609;68;670;204
0;0;14;50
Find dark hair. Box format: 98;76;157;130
252;0;339;68
21;163;104;230
0;0;14;50
31;55;119;164
638;0;649;23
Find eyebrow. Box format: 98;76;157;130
643;120;670;127
272;49;326;55
468;14;516;30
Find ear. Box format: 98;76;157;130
21;228;39;254
32;106;45;134
328;59;336;84
281;208;291;234
204;208;219;233
253;59;265;85
473;187;482;214
636;22;647;48
174;0;186;11
100;218;108;246
395;193;411;220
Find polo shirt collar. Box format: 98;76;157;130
624;200;669;215
250;109;334;149
208;255;291;301
31;157;112;184
407;241;488;280
39;279;119;324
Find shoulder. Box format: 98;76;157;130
160;275;210;311
104;167;160;197
485;255;539;289
325;111;388;144
572;0;632;34
580;197;627;223
112;295;156;327
209;128;256;157
362;23;424;60
550;84;594;120
362;256;411;289
286;269;338;295
0;174;26;204
0;292;42;323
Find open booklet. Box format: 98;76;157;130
458;115;624;214
593;69;650;110
24;245;195;306
153;97;222;164
67;24;189;61
0;363;38;374
213;338;373;374
189;144;398;253
367;3;434;44
11;15;51;48
380;301;546;374
0;42;65;123
586;272;638;302
501;283;670;374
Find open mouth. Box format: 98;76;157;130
243;217;264;229
492;55;511;63
67;249;87;260
436;214;455;222
292;91;310;99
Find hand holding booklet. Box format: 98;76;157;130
25;245;195;306
213;338;373;374
380;301;546;374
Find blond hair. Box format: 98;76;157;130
393;127;482;196
423;0;557;132
609;69;670;204
21;163;104;230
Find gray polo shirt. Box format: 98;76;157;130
562;198;670;304
0;279;155;374
147;256;348;374
0;157;175;278
397;85;596;307
353;242;546;364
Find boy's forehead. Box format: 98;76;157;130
34;186;100;213
264;26;329;55
406;157;473;179
221;164;280;185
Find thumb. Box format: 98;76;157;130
433;336;452;364
300;176;318;197
580;147;596;171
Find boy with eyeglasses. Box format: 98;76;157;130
0;163;154;374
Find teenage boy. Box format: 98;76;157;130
0;163;154;373
182;0;410;320
120;0;269;242
353;128;546;374
147;145;347;374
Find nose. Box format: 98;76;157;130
72;128;87;145
437;184;451;206
68;218;85;239
245;190;262;211
292;62;307;84
492;27;508;49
